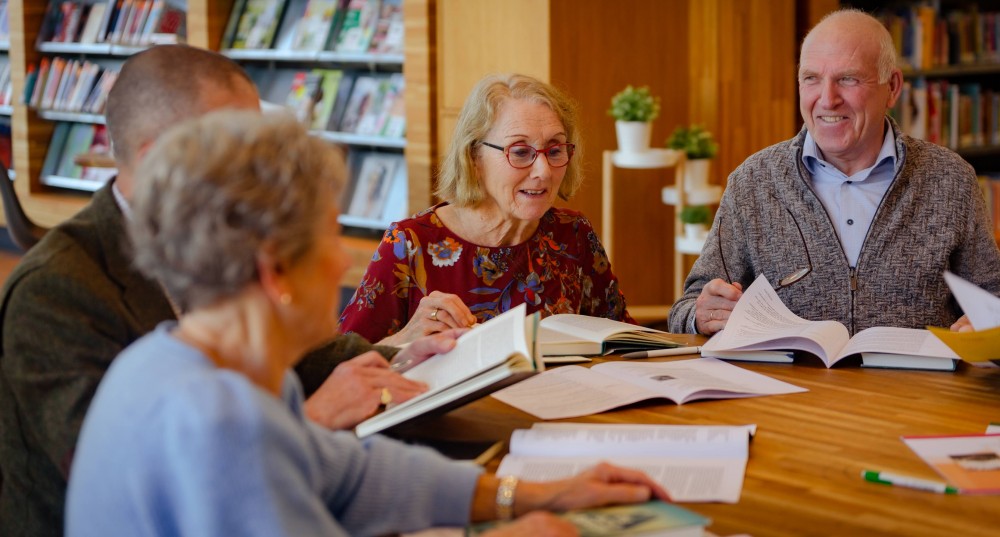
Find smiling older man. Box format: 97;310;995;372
668;9;1000;337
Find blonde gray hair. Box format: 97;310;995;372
435;73;583;206
128;111;344;311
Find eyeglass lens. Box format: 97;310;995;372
507;143;573;168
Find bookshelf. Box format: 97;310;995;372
841;0;1000;244
1;0;433;286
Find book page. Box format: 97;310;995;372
701;274;849;365
490;366;660;420
593;358;807;405
838;326;958;360
539;314;657;341
491;359;805;420
403;305;529;395
944;271;1000;330
497;455;746;503
509;423;752;458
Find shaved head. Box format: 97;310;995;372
105;45;260;192
802;9;897;83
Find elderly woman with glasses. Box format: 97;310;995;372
65;111;668;536
340;73;634;346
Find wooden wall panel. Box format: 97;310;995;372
404;0;435;214
692;0;798;192
187;0;236;50
436;0;550;155
550;0;689;307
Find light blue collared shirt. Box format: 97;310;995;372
801;121;897;267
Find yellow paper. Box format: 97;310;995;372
927;325;1000;362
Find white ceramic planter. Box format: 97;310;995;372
684;158;711;191
615;120;652;154
684;223;708;241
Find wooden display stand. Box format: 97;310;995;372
601;149;685;320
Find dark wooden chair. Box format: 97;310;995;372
0;163;48;251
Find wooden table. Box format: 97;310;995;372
397;342;1000;536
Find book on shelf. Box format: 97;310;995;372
0;122;12;170
538;314;685;356
308;68;344;130
354;73;402;137
284;70;324;125
333;0;379;53
230;0;288;50
289;0;342;52
495;422;755;503
347;152;400;221
469;500;709;537
902;433;1000;494
492;357;806;421
78;2;108;44
926;271;1000;363
368;0;402;54
354;304;542;438
0;1;9;44
700;274;961;370
336;73;379;133
55;122;96;178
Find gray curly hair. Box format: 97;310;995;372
128;111;344;312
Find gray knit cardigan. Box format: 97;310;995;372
668;119;1000;335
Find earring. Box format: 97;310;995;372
280;294;292;305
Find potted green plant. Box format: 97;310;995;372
667;124;719;192
608;85;660;154
679;204;712;241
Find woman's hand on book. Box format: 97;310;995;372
517;462;671;514
379;291;477;346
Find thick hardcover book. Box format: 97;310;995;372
701;274;960;369
355;304;542;438
469;500;709;537
539;314;684;356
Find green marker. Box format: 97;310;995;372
862;470;959;494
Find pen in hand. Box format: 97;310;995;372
621;346;702;359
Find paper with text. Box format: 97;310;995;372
497;423;753;503
944;271;1000;330
491;357;805;420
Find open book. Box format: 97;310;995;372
701;274;960;370
355;304;542;438
491;357;805;420
927;271;1000;363
539;314;685;356
495;423;755;503
469;500;709;537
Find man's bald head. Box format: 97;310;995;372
106;45;260;187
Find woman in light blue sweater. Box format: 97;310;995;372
65;111;668;537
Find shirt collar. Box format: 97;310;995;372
112;180;132;220
801;119;897;179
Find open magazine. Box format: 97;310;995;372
701;274;960;370
491;357;805;420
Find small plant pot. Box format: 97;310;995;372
684;158;711;191
684;223;708;241
615;120;652;154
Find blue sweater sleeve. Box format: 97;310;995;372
148;373;481;536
